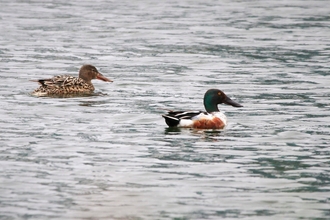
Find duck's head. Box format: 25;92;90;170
203;89;243;113
79;65;113;83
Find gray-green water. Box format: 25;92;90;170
1;0;329;219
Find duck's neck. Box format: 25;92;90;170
79;73;92;84
204;96;219;113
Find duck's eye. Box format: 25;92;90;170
218;92;222;96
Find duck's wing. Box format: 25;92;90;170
162;110;205;127
32;75;84;88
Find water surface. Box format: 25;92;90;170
0;0;329;219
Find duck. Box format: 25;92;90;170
31;64;112;97
162;89;243;129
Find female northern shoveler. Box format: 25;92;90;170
31;64;112;97
162;89;243;129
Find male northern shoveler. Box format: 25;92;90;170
162;89;243;129
31;64;112;97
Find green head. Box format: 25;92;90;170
203;89;243;113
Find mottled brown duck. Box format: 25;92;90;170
31;65;112;97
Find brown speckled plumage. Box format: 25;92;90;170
31;65;112;97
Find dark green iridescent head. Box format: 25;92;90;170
203;89;243;113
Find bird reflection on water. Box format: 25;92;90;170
164;126;225;141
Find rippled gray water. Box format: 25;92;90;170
1;0;330;219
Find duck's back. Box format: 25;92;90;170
32;75;94;96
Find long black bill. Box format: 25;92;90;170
224;96;243;107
